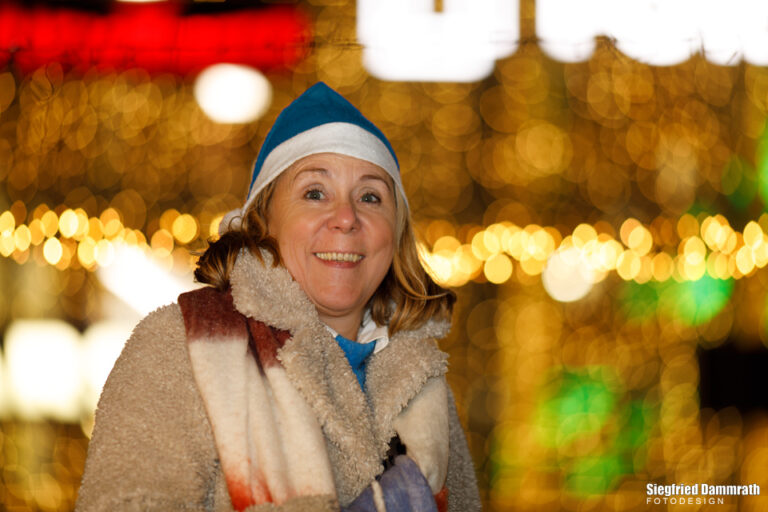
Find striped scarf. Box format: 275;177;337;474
179;287;337;510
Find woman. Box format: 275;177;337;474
76;83;480;511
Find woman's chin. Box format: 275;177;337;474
310;294;368;320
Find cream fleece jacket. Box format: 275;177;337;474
76;251;481;512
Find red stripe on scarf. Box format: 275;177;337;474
179;288;246;342
247;318;291;368
226;475;255;511
435;486;448;512
226;472;273;511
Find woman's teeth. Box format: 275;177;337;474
315;252;363;262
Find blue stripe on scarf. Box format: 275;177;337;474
334;334;376;390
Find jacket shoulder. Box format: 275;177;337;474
77;302;222;511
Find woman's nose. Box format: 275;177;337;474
327;200;360;232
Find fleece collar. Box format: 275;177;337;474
323;309;390;353
228;249;450;504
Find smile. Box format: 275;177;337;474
314;252;364;263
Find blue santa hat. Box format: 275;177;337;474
221;82;405;233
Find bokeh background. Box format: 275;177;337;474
2;0;768;510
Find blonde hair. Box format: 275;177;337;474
194;183;455;336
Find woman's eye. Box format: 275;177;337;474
361;192;381;203
304;189;324;200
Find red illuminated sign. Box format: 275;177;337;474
0;1;311;75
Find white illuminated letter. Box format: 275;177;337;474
357;0;518;82
537;0;600;62
536;0;768;67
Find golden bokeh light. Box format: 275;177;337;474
627;224;653;256
28;219;44;245
519;255;545;276
572;223;598;248
735;245;755;276
743;221;763;250
0;210;15;234
14;225;31;252
160;208;180;233
43;237;63;265
88;217;103;241
681;255;707;281
94;239;115;267
652;252;674;281
209;215;224;238
677;213;699;240
433;235;461;253
77;237;97;268
597;239;623;271
471;230;493;261
484;253;513;284
682;236;707;266
0;231;14;257
482;229;502;256
172;214;199;245
150;229;174;257
616;250;641;280
41;211;59;238
58;209;79;238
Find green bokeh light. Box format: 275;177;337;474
722;156;757;210
660;274;733;326
620;275;733;327
619;281;659;323
757;123;768;207
564;455;625;496
535;369;617;448
614;400;655;473
523;368;657;497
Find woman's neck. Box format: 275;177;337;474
320;312;362;341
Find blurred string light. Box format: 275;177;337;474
193;64;273;124
419;214;768;295
537;0;768;65
0;204;220;271
357;0;518;81
4;206;768;300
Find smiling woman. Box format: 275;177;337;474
76;83;480;512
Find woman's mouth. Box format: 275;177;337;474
314;252;364;263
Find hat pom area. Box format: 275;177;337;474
219;208;244;235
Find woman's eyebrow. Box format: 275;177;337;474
360;174;393;191
291;168;327;185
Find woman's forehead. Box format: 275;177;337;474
284;153;393;186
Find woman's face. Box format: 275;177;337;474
268;153;397;328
